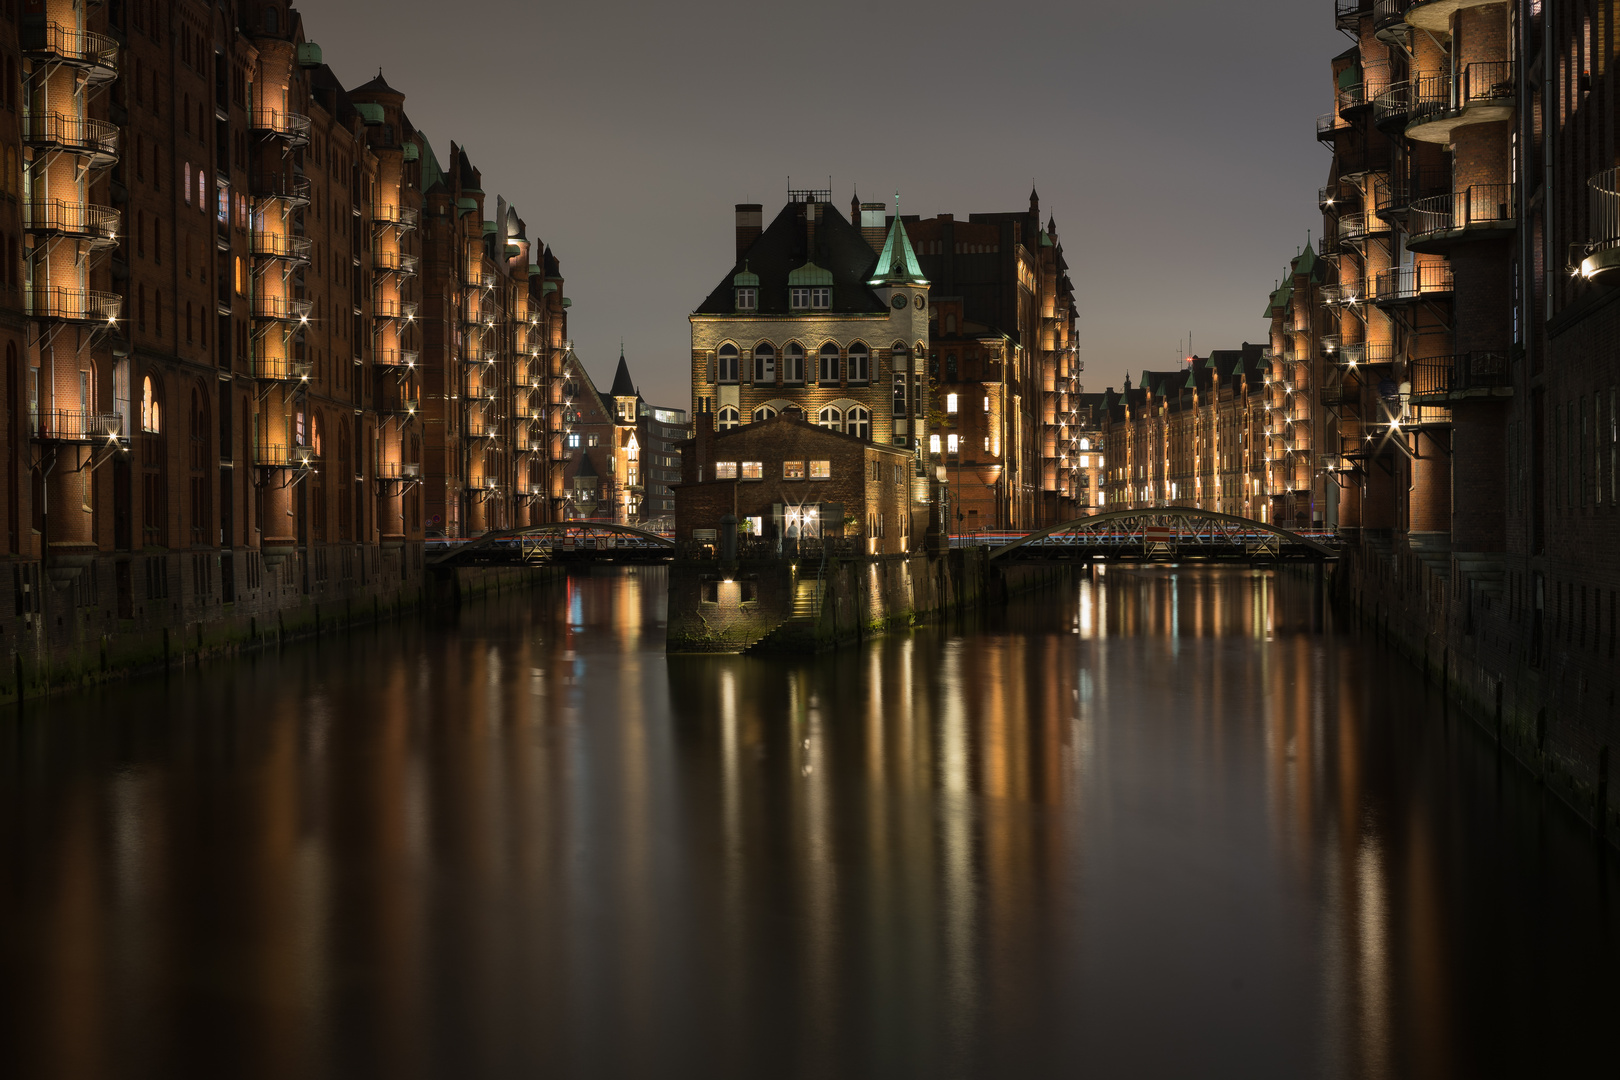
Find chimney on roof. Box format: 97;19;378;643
735;204;763;263
805;201;819;260
859;202;887;253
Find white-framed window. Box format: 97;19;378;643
817;405;842;431
735;287;757;311
947;434;959;454
846;406;870;441
790;287;810;309
818;343;840;383
717;406;739;431
811;286;830;309
946;393;958;414
847;342;870;383
784;460;806;480
741;461;763;480
930;434;941;454
1080;437;1091;450
752;405;777;423
566;433;580;448
717;344;739;383
714;461;738;480
810;460;831;479
783;343;805;384
752;343;775;384
587;433;599;447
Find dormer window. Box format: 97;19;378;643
788;262;833;313
736;286;757;311
791;287;811;310
811;286;830;309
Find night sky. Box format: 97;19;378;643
312;0;1343;408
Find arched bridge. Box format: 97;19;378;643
425;521;675;567
984;508;1339;563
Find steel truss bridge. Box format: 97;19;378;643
977;509;1339;563
425;522;675;567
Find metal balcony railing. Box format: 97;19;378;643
253;295;314;321
1336;0;1369;31
1372;0;1409;27
1410;185;1516;243
465;384;497;402
373;250;419;275
380;393;420;415
22;112;118;162
1372;81;1411;129
1321;333;1344;353
1376;164;1449;217
374;349;419;367
251;355;313;381
251;173;312;205
249;109;312;146
23;23;119;80
28;287;122;322
254;443;320;468
1319;186;1341;211
1316;113;1340;142
1410;352;1512;397
376;462;422;481
1337;82;1368;117
25;200;120;244
1339;343;1367;366
1364;343;1396;366
1374;262;1455;301
1338;211;1368;243
373;299;418;320
250;232;312;261
1410;62;1515;130
1583;168;1620;272
374;205;419;230
31;410;123;442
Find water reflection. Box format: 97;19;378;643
0;566;1616;1078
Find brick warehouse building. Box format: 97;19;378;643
0;1;574;688
1112;2;1620;835
688;188;1082;538
555;347;685;530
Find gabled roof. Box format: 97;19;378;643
869;202;928;285
351;69;401;96
574;452;598;479
694;201;886;316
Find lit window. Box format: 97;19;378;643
567;433;580;448
587;434;599;447
810;460;830;479
790;287;810;309
811;286;830;309
946;393;958;414
714;462;738;480
947;434;958;454
929;434;941;454
983;395;990;412
735;287;756;311
1080;437;1091;450
983;436;990;452
1080;454;1090;467
784;460;806;480
741;461;763;480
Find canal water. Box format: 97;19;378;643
2;566;1617;1078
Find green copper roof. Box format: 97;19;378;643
528;264;543;277
868;199;929;286
419;137;444;191
733;264;759;287
787;261;834;287
1184;369;1197;389
456;196;478;216
354;103;384;126
1337;65;1359;90
1232;357;1245;376
402;143;419;162
1292;242;1322;282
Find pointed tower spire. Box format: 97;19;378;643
868;192;928;286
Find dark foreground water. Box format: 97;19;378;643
2;566;1618;1079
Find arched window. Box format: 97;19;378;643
782;342;804;384
716;405;739;431
265;7;280;33
846;406;870;441
818;343;840;383
945;313;957;334
183;162;192;204
185;302;194;342
817;405;842;431
751;405;777;424
752;342;775;384
716;343;739;383
847;342;870;383
141;376;161;433
234;256;244;294
311;411;324;457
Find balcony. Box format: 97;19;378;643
1409;184;1516;250
25;200;120;247
251;355;313;381
379;391;419;417
376;462;422;482
1316;113;1342;143
251;173;311;207
374;205;419;231
253;295;314;322
466;422;499;441
249;108;312;147
1371;81;1411;132
1337;211;1368;246
22;113;118;167
31;410;123;443
1364;343;1396;366
1320;385;1356;408
250;231;313;263
1373;262;1455;303
1577;168;1620;278
1409;351;1512;401
1407;0;1501;33
1375;164;1449;219
23;23;119;83
1319;186;1341;212
1407;62;1515;143
373;299;418;321
1336;0;1369;32
1338;343;1367;366
374;348;419;368
28;287;121;323
373;250;419;276
254;443;320;469
1320;333;1344;354
464;383;498;402
1372;0;1411;39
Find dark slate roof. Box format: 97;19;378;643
351;70;401;96
575;451;598;479
694;202;885;316
609;351;637;397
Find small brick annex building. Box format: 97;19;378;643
674;412;914;555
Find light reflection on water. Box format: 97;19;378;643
0;565;1616;1079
